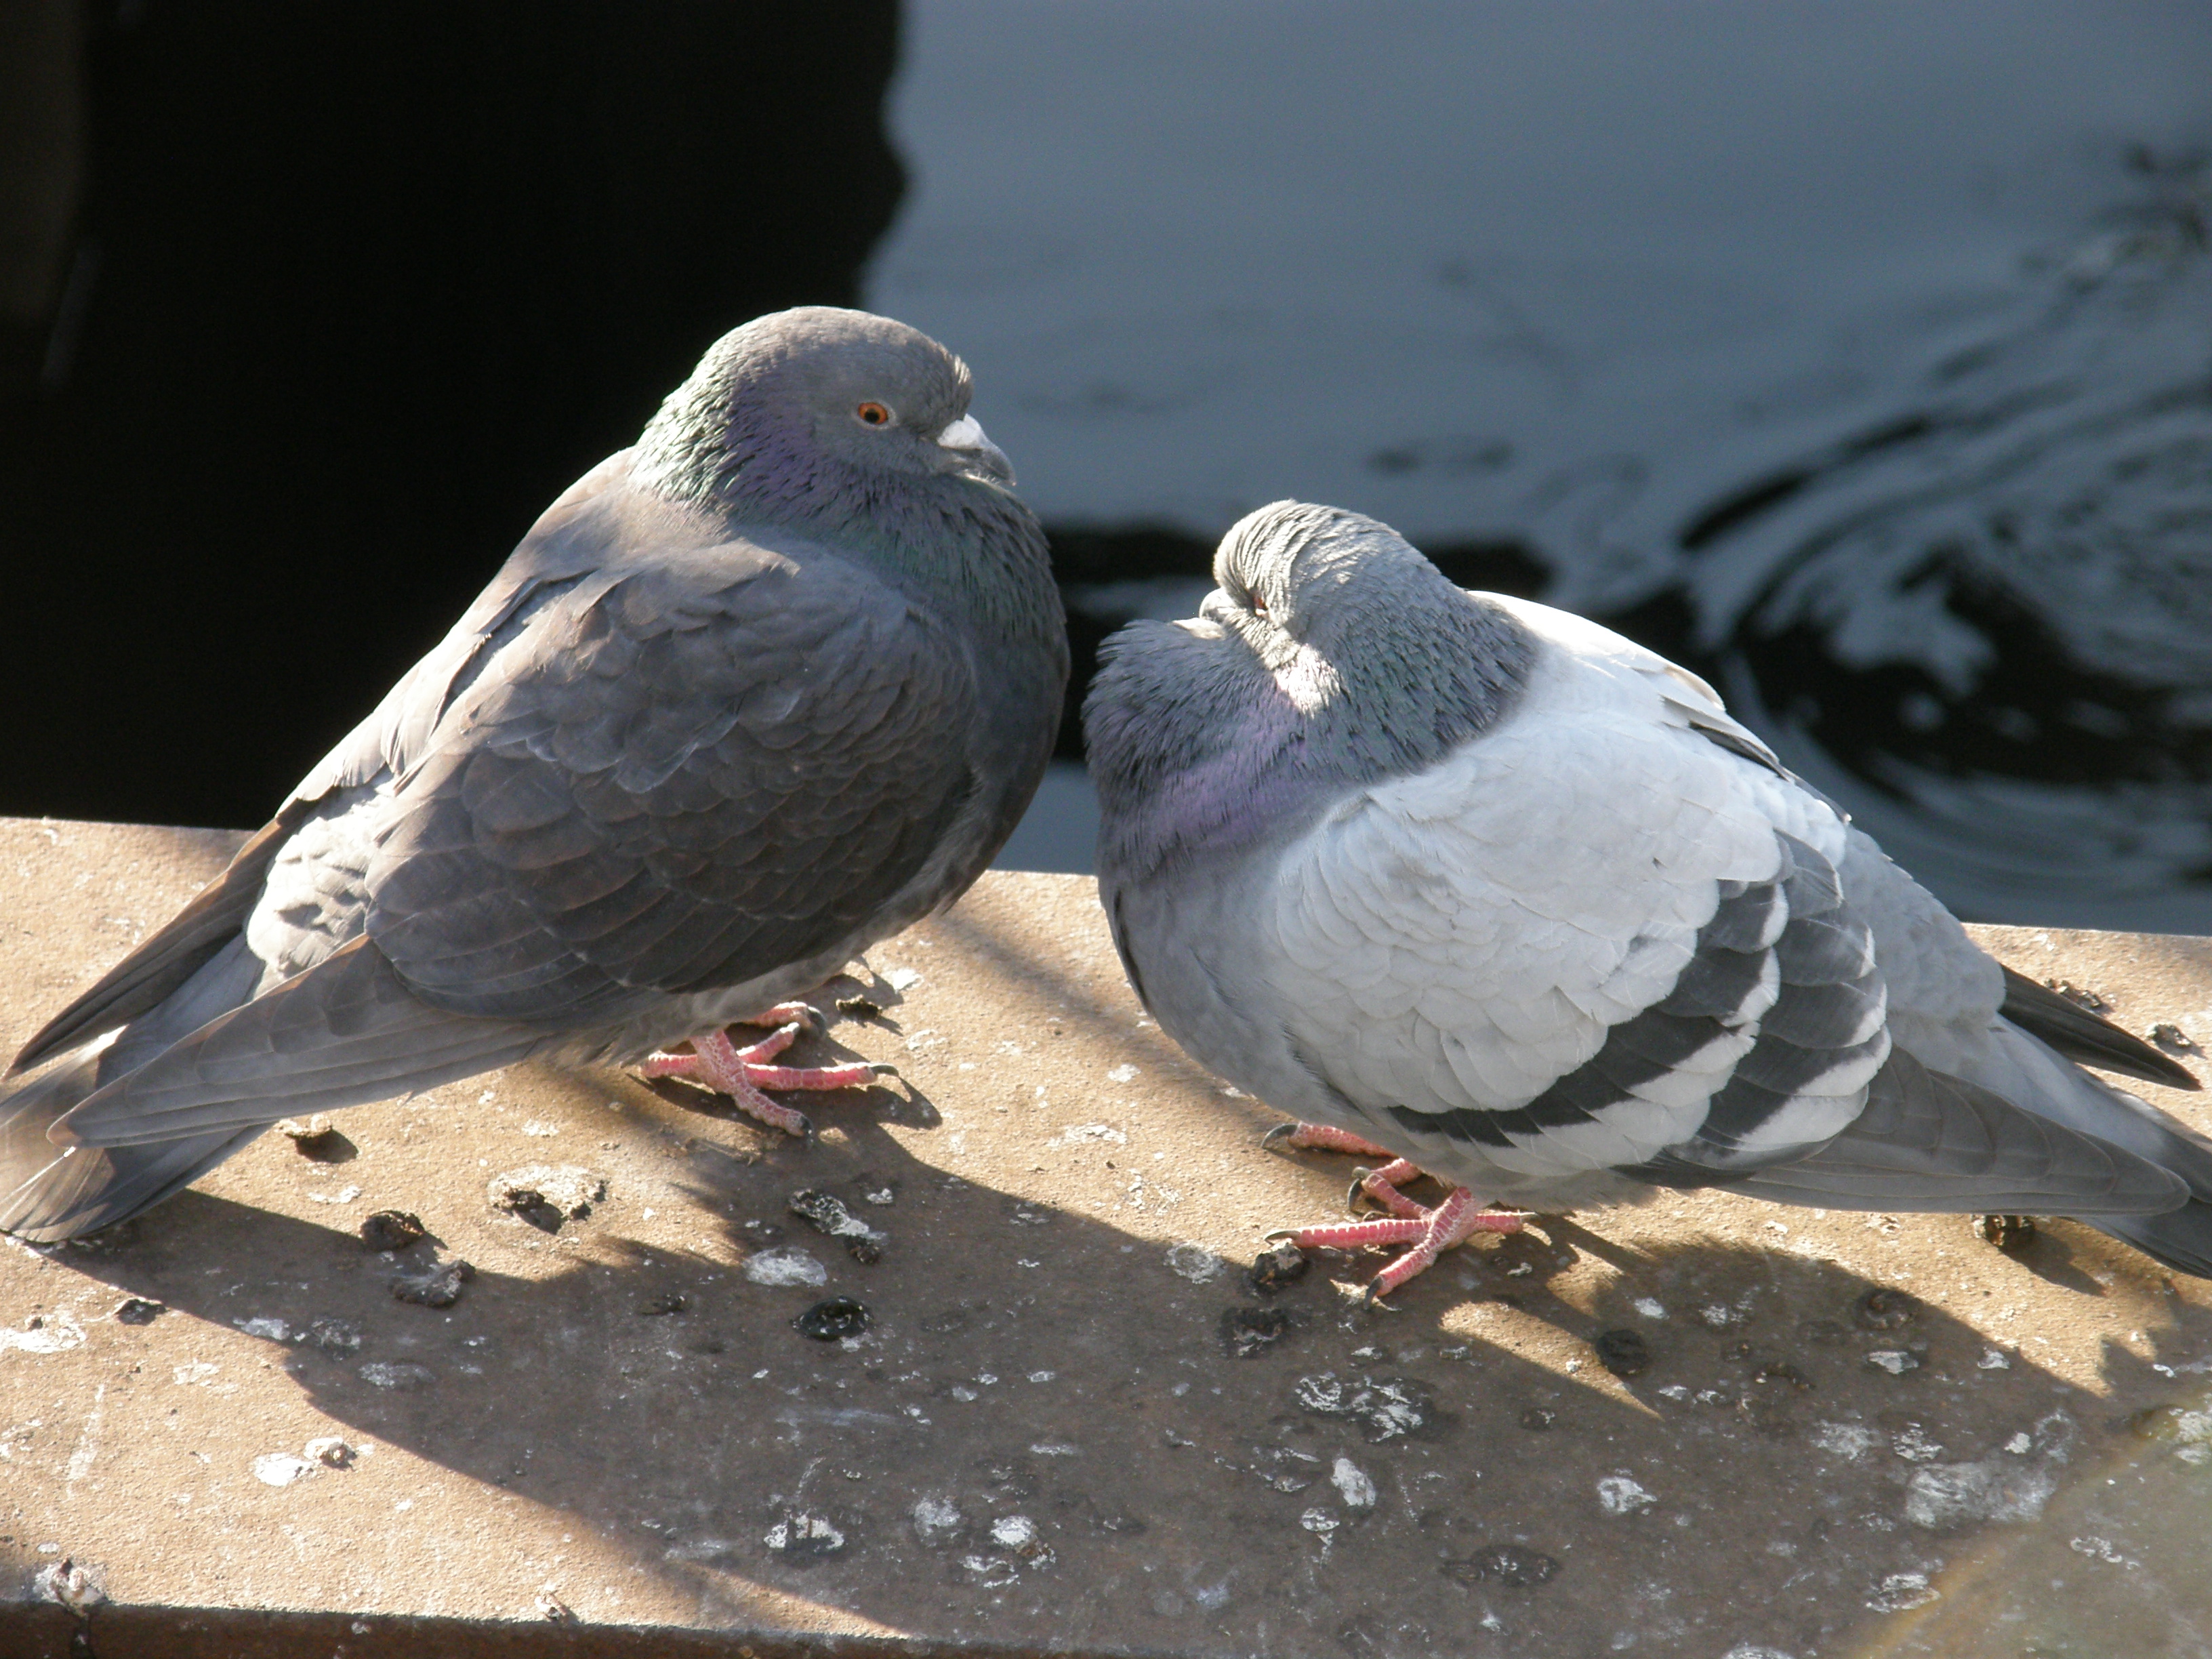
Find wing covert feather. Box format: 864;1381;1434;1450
1267;645;1810;1130
1259;618;1887;1185
363;546;979;1025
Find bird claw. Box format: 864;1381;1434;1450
867;1062;900;1078
746;1000;825;1035
1360;1279;1404;1312
1260;1122;1300;1151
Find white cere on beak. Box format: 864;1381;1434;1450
933;413;1016;485
936;413;988;451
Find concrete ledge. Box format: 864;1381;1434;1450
4;817;2212;1658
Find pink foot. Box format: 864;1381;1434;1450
1264;1123;1524;1300
1262;1122;1439;1220
638;1012;892;1137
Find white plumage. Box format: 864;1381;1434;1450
1214;594;1892;1198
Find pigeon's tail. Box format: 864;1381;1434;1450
0;933;279;1242
1675;1048;2196;1217
1736;1021;2212;1279
2013;1038;2212;1277
46;937;544;1153
1964;1019;2212;1196
2093;1204;2212;1278
0;1054;272;1242
1995;966;2201;1092
3;928;541;1242
9;815;295;1078
1959;1023;2212;1278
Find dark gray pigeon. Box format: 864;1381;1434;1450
1;306;1066;1242
1084;500;2208;1298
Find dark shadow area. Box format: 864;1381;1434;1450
0;1603;1125;1659
0;1;903;830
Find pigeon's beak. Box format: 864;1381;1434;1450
936;414;1016;487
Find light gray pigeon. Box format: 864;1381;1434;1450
1;306;1066;1243
1084;500;2207;1299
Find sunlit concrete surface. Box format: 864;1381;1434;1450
3;815;2212;1658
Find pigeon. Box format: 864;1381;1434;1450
1084;500;2209;1299
1;306;1067;1243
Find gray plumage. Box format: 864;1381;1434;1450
1085;501;2212;1276
3;307;1066;1241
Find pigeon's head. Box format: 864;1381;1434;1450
1204;501;1458;665
636;306;1018;508
1086;501;1534;876
1212;504;1521;690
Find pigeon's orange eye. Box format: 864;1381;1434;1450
856;402;891;426
1250;593;1269;615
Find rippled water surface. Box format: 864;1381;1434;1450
877;1;2212;930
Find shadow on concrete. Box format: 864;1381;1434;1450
1;1603;1128;1659
17;1085;2212;1656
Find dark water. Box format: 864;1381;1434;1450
879;1;2212;932
5;3;2209;932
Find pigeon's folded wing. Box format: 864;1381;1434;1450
364;535;984;1021
53;532;980;1147
1263;627;1892;1185
10;457;640;1076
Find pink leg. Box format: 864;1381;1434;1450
638;1016;891;1137
1263;1123;1525;1299
1263;1123;1433;1219
1351;1160;1430;1220
1284;1188;1526;1300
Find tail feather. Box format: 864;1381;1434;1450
5;929;535;1240
52;937;542;1149
0;1050;274;1242
1999;966;2200;1092
2;935;276;1240
1684;1050;2192;1214
2095;1203;2212;1278
1957;1021;2212;1202
9;815;293;1076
